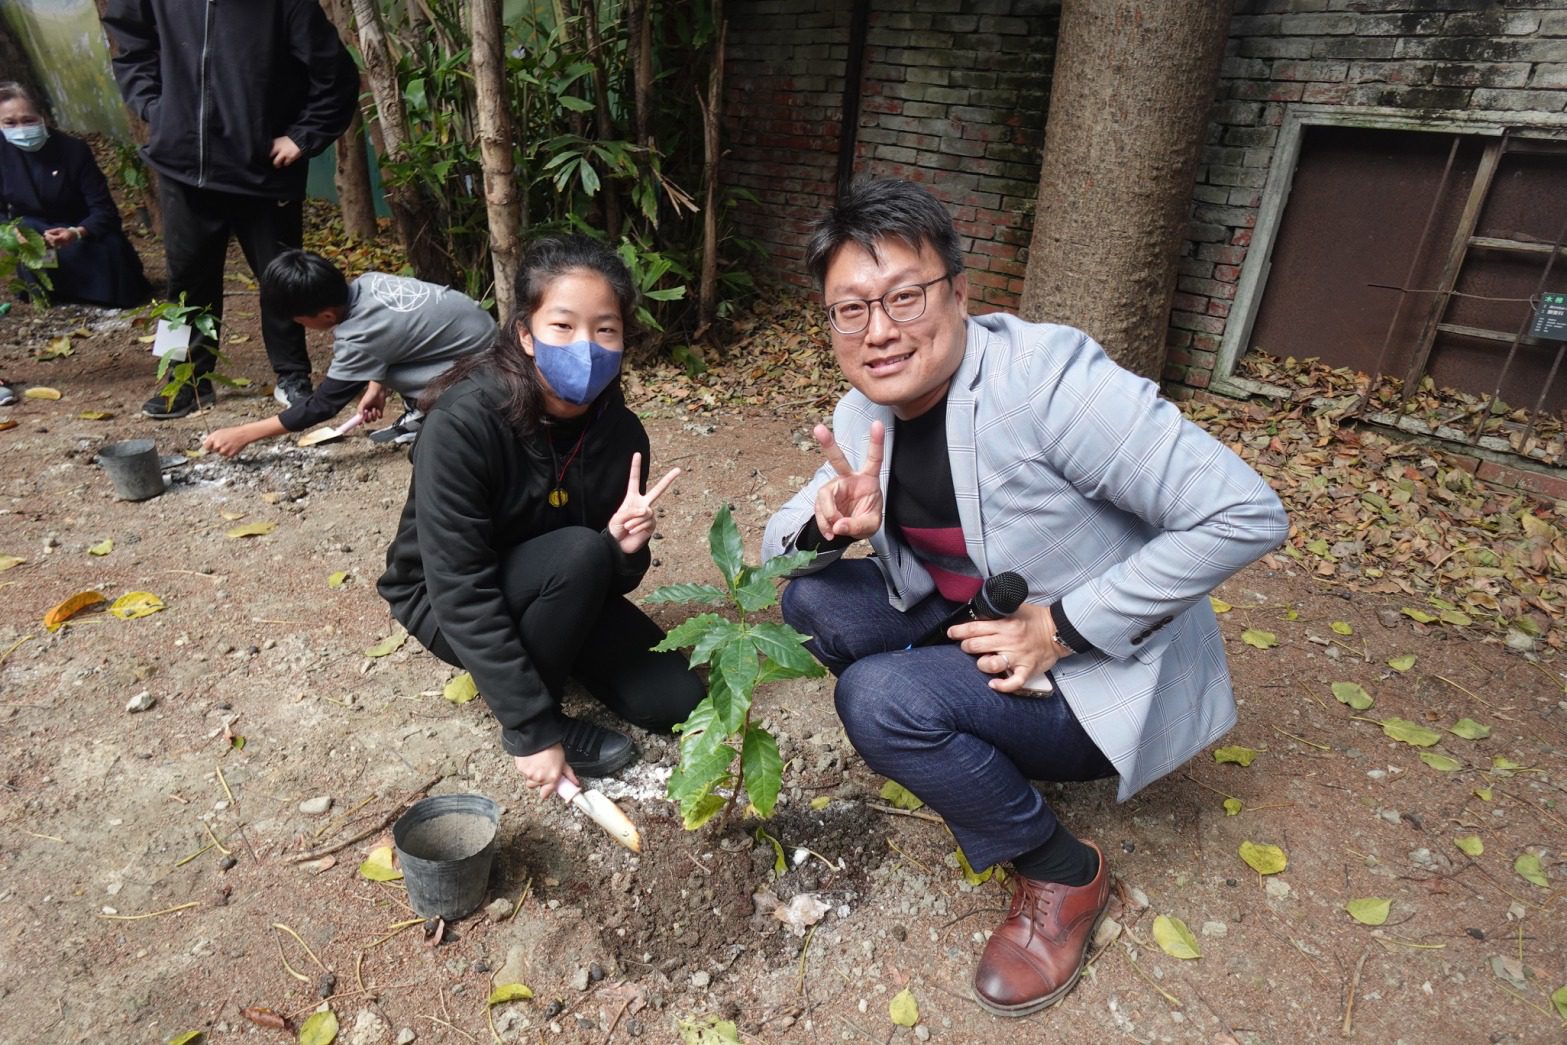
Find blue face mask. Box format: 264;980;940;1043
530;331;622;406
3;124;49;152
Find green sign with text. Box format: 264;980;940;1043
1533;292;1567;342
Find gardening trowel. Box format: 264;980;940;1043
555;777;641;852
297;411;366;448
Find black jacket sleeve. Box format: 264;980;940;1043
68;139;125;241
277;376;364;431
101;0;163;123
412;408;562;757
282;0;359;157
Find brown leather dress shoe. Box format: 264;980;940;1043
972;841;1109;1017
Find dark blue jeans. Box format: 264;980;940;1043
781;559;1116;869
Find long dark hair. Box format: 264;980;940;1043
421;234;639;432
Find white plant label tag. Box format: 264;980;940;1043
151;320;191;361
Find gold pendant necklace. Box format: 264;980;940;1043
547;422;592;510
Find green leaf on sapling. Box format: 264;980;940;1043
707;505;745;588
741;727;782;818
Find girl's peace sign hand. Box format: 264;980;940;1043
608;452;680;554
812;420;885;541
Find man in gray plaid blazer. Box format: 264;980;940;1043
763;179;1288;1018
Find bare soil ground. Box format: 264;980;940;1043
2;272;1566;1045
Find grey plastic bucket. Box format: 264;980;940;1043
99;439;165;501
393;793;500;920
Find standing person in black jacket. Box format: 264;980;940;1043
101;0;358;418
379;235;703;797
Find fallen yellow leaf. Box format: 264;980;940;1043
487;983;534;1006
43;590;107;631
23;387;62;400
110;591;165;620
1239;840;1287;875
888;987;919;1028
443;672;479;704
1152;914;1201;959
358;845;402;881
365;631;407;658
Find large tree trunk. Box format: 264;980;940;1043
1019;0;1233;380
350;0;455;283
696;10;726;334
470;0;521;318
322;0;379;242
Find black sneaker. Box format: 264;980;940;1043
273;374;314;408
558;715;636;777
368;408;424;445
142;379;214;419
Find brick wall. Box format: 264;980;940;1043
724;0;1057;309
724;1;1565;391
1163;0;1567;393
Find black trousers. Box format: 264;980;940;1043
422;527;704;740
158;177;309;380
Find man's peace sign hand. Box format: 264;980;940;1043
812;420;885;542
608;452;680;554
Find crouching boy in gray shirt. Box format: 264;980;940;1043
203;250;496;456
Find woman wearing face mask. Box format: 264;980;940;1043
379;234;704;798
0;82;151;309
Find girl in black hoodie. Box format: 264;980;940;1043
379;236;702;797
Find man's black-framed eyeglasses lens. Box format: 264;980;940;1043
827;274;953;335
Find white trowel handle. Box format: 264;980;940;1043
555;777;584;802
337;412;367;435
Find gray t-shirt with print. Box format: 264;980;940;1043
326;273;496;401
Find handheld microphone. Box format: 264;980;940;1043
912;571;1028;647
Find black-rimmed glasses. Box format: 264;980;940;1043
826;274;952;335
